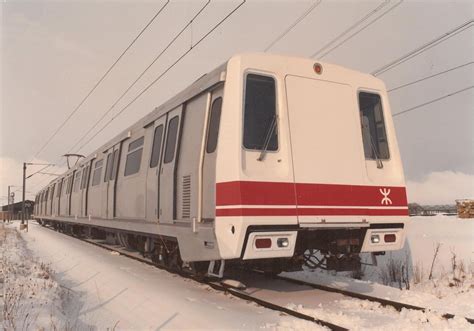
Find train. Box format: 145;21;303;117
34;53;408;277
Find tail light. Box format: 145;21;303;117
384;234;396;243
255;238;272;249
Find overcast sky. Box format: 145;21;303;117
1;0;473;204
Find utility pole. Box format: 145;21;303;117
22;162;55;232
7;185;11;222
22;162;26;227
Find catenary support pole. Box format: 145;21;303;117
7;185;11;222
22;162;26;228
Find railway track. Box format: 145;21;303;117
38;223;473;330
275;273;474;324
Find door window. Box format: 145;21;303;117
92;160;103;186
124;137;144;176
150;125;164;168
164;116;179;164
206;97;222;153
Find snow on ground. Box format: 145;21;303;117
1;215;472;330
1;222;319;330
0;222;85;330
283;215;474;330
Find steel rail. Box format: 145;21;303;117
275;273;474;324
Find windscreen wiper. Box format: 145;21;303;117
369;135;383;169
257;114;278;161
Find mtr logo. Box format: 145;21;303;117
379;188;392;205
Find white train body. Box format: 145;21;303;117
35;53;408;274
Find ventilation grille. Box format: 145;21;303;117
182;175;191;219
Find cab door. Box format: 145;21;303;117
239;73;297;222
159;105;183;223
202;88;223;220
146;114;167;222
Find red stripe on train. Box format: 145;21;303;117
216;181;408;207
216;207;409;217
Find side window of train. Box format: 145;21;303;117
124;136;144;176
243;74;278;151
358;92;390;159
206;97;223;153
92;160;103;186
57;180;62;197
150;125;164;168
164;116;179;164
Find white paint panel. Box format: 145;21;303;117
286;75;365;185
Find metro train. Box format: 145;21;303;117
34;53;408;277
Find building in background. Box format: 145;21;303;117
1;200;34;221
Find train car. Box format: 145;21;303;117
35;53;408;277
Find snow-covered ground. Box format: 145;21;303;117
1;222;315;330
284;215;474;330
0;223;77;330
1;215;473;330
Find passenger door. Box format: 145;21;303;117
102;144;120;219
88;158;103;218
70;168;82;217
49;184;55;215
80;163;91;217
67;171;75;216
159;105;183;223
56;179;62;215
146;115;167;222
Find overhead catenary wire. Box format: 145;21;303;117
388;61;474;92
30;0;245;193
30;1;170;160
264;0;322;52
393;85;474;117
22;163;62;193
26;2;172;192
29;164;67;193
76;0;246;154
310;0;398;59
67;0;212;154
26;164;53;179
372;19;474;76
